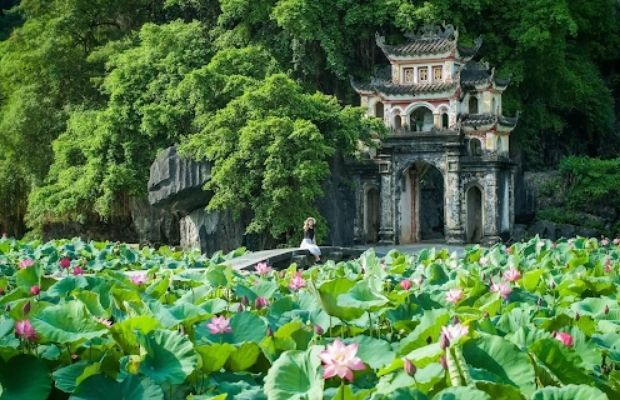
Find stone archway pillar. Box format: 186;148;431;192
378;158;395;244
482;169;501;244
444;145;464;243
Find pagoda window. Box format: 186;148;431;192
418;67;428;82
374;102;384;119
469;96;479;114
394;115;402;129
403;68;414;83
433;66;443;81
469;138;482;156
442;113;449;128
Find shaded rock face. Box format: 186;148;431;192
148;147;211;215
130;197;180;246
316;155;355;246
180;209;244;255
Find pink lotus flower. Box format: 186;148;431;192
613;238;620;246
59;257;71;269
207;316;232;335
130;273;148;285
19;259;34;269
400;279;412;290
72;266;84;276
289;271;306;291
506;246;513;254
554;331;573;347
440;323;469;343
15;320;36;341
491;282;512;299
605;259;613;274
503;267;521;282
403;358;416;376
255;262;272;276
30;285;40;296
446;288;464;305
255;296;269;309
315;325;324;335
319;339;366;382
93;316;112;328
600;238;609;246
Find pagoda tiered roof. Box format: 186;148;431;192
351;77;457;96
376;25;481;60
459;113;519;131
459;62;511;91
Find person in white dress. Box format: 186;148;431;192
300;217;321;262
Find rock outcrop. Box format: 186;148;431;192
148;147;212;214
147;146;245;254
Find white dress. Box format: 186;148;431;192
300;230;321;257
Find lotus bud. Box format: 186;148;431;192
439;333;450;350
403;358;416;376
452;316;460;324
605;305;610;315
400;279;412;290
315;325;324;335
237;303;244;312
240;296;249;306
255;296;268;309
30;285;40;296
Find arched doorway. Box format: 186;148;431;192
410;107;433;132
364;187;380;243
442;113;449;128
466;186;483;243
374;102;384;119
400;162;445;243
469;96;479;114
394;115;402;129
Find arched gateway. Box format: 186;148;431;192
351;25;518;244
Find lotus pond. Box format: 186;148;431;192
0;237;619;399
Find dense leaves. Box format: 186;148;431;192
0;236;619;398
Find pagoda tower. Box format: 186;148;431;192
350;25;517;245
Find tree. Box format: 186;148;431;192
27;20;212;229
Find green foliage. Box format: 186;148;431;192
536;156;620;236
0;237;618;398
27;20;212;228
560;156;620;213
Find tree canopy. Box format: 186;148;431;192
0;0;619;239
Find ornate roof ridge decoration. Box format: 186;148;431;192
403;24;456;41
376;25;481;59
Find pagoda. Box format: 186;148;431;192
350;25;518;245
